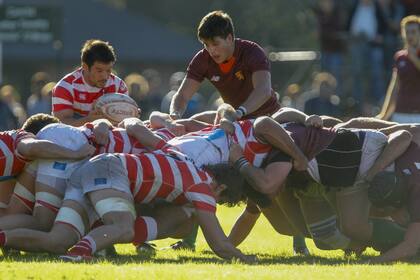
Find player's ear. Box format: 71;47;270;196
82;62;89;72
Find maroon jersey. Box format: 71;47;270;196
187;38;280;117
394;50;420;114
282;123;336;160
395;143;420;222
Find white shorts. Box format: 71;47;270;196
36;159;88;196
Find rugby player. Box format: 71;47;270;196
52;39;128;126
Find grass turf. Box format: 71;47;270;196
1;205;419;279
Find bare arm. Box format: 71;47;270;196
335;117;398;130
120;118;166;150
149;111;209;135
17;138;95;160
377;71;399;121
240;71;272;115
169;78;201;119
53;109;104;127
253;116;308;171
230;142;292;194
272;107;323;128
371;222;420;263
196;209;255;262
228;207;261;247
365;130;412;181
90;119;113;146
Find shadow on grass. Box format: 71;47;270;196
2;251;420;266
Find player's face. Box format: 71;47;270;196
83;61;113;88
202;34;235;64
404;23;420;47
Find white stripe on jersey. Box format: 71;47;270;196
56;80;74;94
142;154;163;203
186;191;216;207
0;140;14;176
165;156;184;202
185;160;203;185
233;122;247;148
72;102;94;111
52;97;72;106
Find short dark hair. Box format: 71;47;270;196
81;39;116;68
22;113;60;135
204;163;245;206
197;10;235;41
368;171;407;208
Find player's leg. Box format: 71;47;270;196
0;180;16;213
0;199;87;254
62;189;135;261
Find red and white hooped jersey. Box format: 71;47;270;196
167;119;271;167
81;124;175;155
119;152;216;212
0;130;34;178
52;68;128;117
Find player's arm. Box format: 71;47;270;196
16;138;95;160
238;70;272;117
253;116;308;171
335;117;398;130
377;71;399;121
371;222;420;263
272;107;323;128
120;118;167;150
89;118;113;146
149;111;209;134
169;78;201;119
230;143;292;194
228;203;261;247
365;130;412;182
195;209;256;263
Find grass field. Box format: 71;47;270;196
1;206;419;280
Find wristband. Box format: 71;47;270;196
233;156;250;172
236;106;247;119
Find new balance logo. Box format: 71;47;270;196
210;75;220;82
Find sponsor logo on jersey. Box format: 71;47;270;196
210;75;220;82
235;71;244;80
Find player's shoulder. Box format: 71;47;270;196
235;38;265;54
57;68;82;86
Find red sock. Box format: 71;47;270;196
133;216;157;246
0;230;5;246
67;236;96;257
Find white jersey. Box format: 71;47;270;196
167;119;271;168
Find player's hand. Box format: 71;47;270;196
73;143;96;159
169;111;182;120
305;115;323;128
92;124;109;146
229;142;244;163
167;122;186;136
220;118;235;135
87;107;104;122
293;155;308;171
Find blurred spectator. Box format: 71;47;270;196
0;99;18;130
378;0;405;78
312;0;347;96
0;85;27;126
299;72;342;117
378;15;420;122
161;72;204;117
124;72;150;118
348;0;387;111
141;68;164;118
400;0;420;15
281;83;302;109
26;71;51;116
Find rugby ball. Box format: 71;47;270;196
37;123;87;150
95;93;139;123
